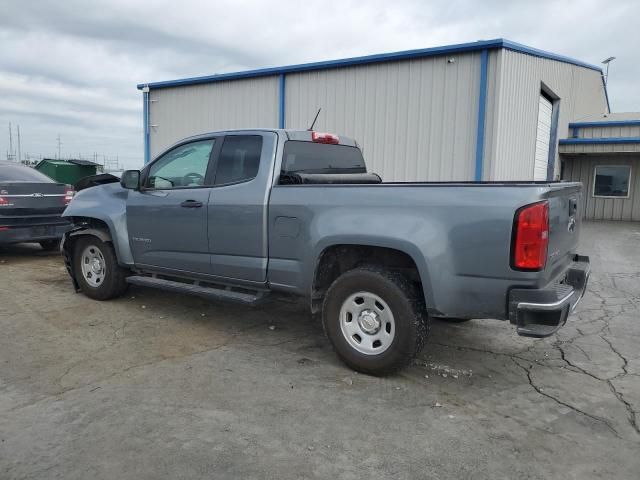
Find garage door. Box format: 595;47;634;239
533;93;553;181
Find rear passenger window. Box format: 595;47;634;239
215;136;263;185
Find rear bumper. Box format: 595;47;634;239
0;221;71;245
508;255;590;338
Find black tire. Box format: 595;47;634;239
39;238;61;251
322;266;429;375
72;236;128;300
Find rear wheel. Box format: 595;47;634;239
322;266;428;375
72;236;128;300
39;239;61;251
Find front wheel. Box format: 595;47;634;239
72;236;128;300
322;266;429;375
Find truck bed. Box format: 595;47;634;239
268;181;582;320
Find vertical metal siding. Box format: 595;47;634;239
576;125;640;138
284;53;481;181
148;76;279;158
559;142;640;154
485;50;608;181
562;155;640;221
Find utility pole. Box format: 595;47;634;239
56;134;62;159
8;123;13;161
602;56;616;86
16;124;21;162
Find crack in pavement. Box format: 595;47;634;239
431;335;639;439
512;358;621;439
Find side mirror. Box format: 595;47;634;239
120;170;140;190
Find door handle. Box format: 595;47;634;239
180;200;203;208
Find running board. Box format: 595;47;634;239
126;275;267;305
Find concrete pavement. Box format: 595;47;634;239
0;221;638;479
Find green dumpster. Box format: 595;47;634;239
34;159;99;185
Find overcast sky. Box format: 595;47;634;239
1;0;638;169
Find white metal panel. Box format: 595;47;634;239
485;50;608;180
148;76;279;159
533;94;552;180
284;53;482;182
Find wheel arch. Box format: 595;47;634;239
65;215;133;266
310;240;435;315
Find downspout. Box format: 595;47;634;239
474;49;489;181
142;85;150;164
278;74;286;129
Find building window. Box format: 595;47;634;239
593;166;632;198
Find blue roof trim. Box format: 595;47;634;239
569;120;640;128
137;38;604;90
499;40;601;72
559;137;640;145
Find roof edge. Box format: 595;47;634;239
569;120;640;128
137;38;603;91
559;137;640;145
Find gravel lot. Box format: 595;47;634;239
0;221;639;479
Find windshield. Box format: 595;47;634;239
0;164;55;183
281;141;366;174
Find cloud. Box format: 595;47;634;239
0;0;638;168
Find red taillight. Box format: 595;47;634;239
0;196;7;206
311;131;339;144
64;186;75;205
512;201;549;271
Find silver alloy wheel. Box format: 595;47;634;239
80;245;106;288
339;291;395;355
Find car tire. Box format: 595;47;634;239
39;239;61;251
72;236;128;300
322;266;429;375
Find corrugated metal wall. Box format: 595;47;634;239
484;50;608;180
284;53;482;181
562;155;640;221
574;125;640;138
560;142;640;154
148;76;279;158
145;48;608;182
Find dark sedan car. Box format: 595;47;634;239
0;161;73;250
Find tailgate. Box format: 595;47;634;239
545;182;582;280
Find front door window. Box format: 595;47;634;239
146;140;215;189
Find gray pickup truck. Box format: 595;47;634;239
62;129;589;374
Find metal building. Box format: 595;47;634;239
138;38;609;183
560;114;640;221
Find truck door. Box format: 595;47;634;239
126;137;219;274
207;132;276;283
